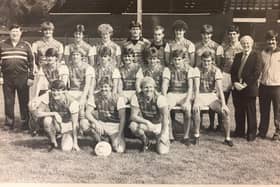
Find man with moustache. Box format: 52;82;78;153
258;30;280;141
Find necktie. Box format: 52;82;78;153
237;52;248;81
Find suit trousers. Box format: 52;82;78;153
232;90;257;138
258;84;280;136
3;74;29;126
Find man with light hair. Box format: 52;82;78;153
96;24;121;67
32;21;63;67
231;35;261;141
130;76;170;154
150;25;170;66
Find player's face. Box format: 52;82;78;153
123;54;134;65
101;32;111;42
266;37;277;50
101;55;111;64
142;83;155;98
147;56;160;66
201;32;212;43
51;89;65;100
241;38;253;53
100;83;111;97
43;29;53;38
174;29;185;39
74;32;83;42
130;27;141;38
228;31;239;43
153;30;164;43
173;56;184;69
72;52;82;64
9;28;22;41
46;56;57;66
201;56;213;71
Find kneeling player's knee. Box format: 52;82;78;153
129;122;138;133
80;118;90;132
43;117;53;130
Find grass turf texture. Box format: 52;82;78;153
0;91;280;184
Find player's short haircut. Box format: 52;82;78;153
240;35;254;46
99;77;112;88
45;48;59;58
129;20;142;29
50;80;66;91
41;21;55;31
265;30;278;42
97;24;113;35
226;24;240;34
172;20;188;31
100;46;112;57
153;25;165;33
140;76;156;89
201;24;213;34
122;48;134;56
171;49;185;59
9;24;22;31
74;24;85;34
145;47;158;59
201;51;214;60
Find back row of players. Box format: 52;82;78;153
22;20;267;154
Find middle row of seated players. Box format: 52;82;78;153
28;45;233;155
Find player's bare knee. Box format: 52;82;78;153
43;117;53;129
80;118;90;132
129;121;138;133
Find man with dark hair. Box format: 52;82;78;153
122;21;150;66
80;77;127;153
64;24;95;66
28;80;80;151
195;51;233;146
258;30;280;140
0;24;34;130
168;20;195;67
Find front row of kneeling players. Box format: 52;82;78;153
28;48;233;155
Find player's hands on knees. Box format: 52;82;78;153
181;101;191;111
94;123;104;135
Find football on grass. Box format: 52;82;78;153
95;141;112;156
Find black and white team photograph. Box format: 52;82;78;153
0;0;279;185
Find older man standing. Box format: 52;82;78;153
0;24;34;130
258;30;280;140
231;35;261;141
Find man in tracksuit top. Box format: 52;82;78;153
0;24;34;130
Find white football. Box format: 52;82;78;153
61;133;74;151
95;141;112;156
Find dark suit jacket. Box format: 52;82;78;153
230;50;261;97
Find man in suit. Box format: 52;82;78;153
231;35;261;141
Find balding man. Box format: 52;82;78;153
231;35;261;141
